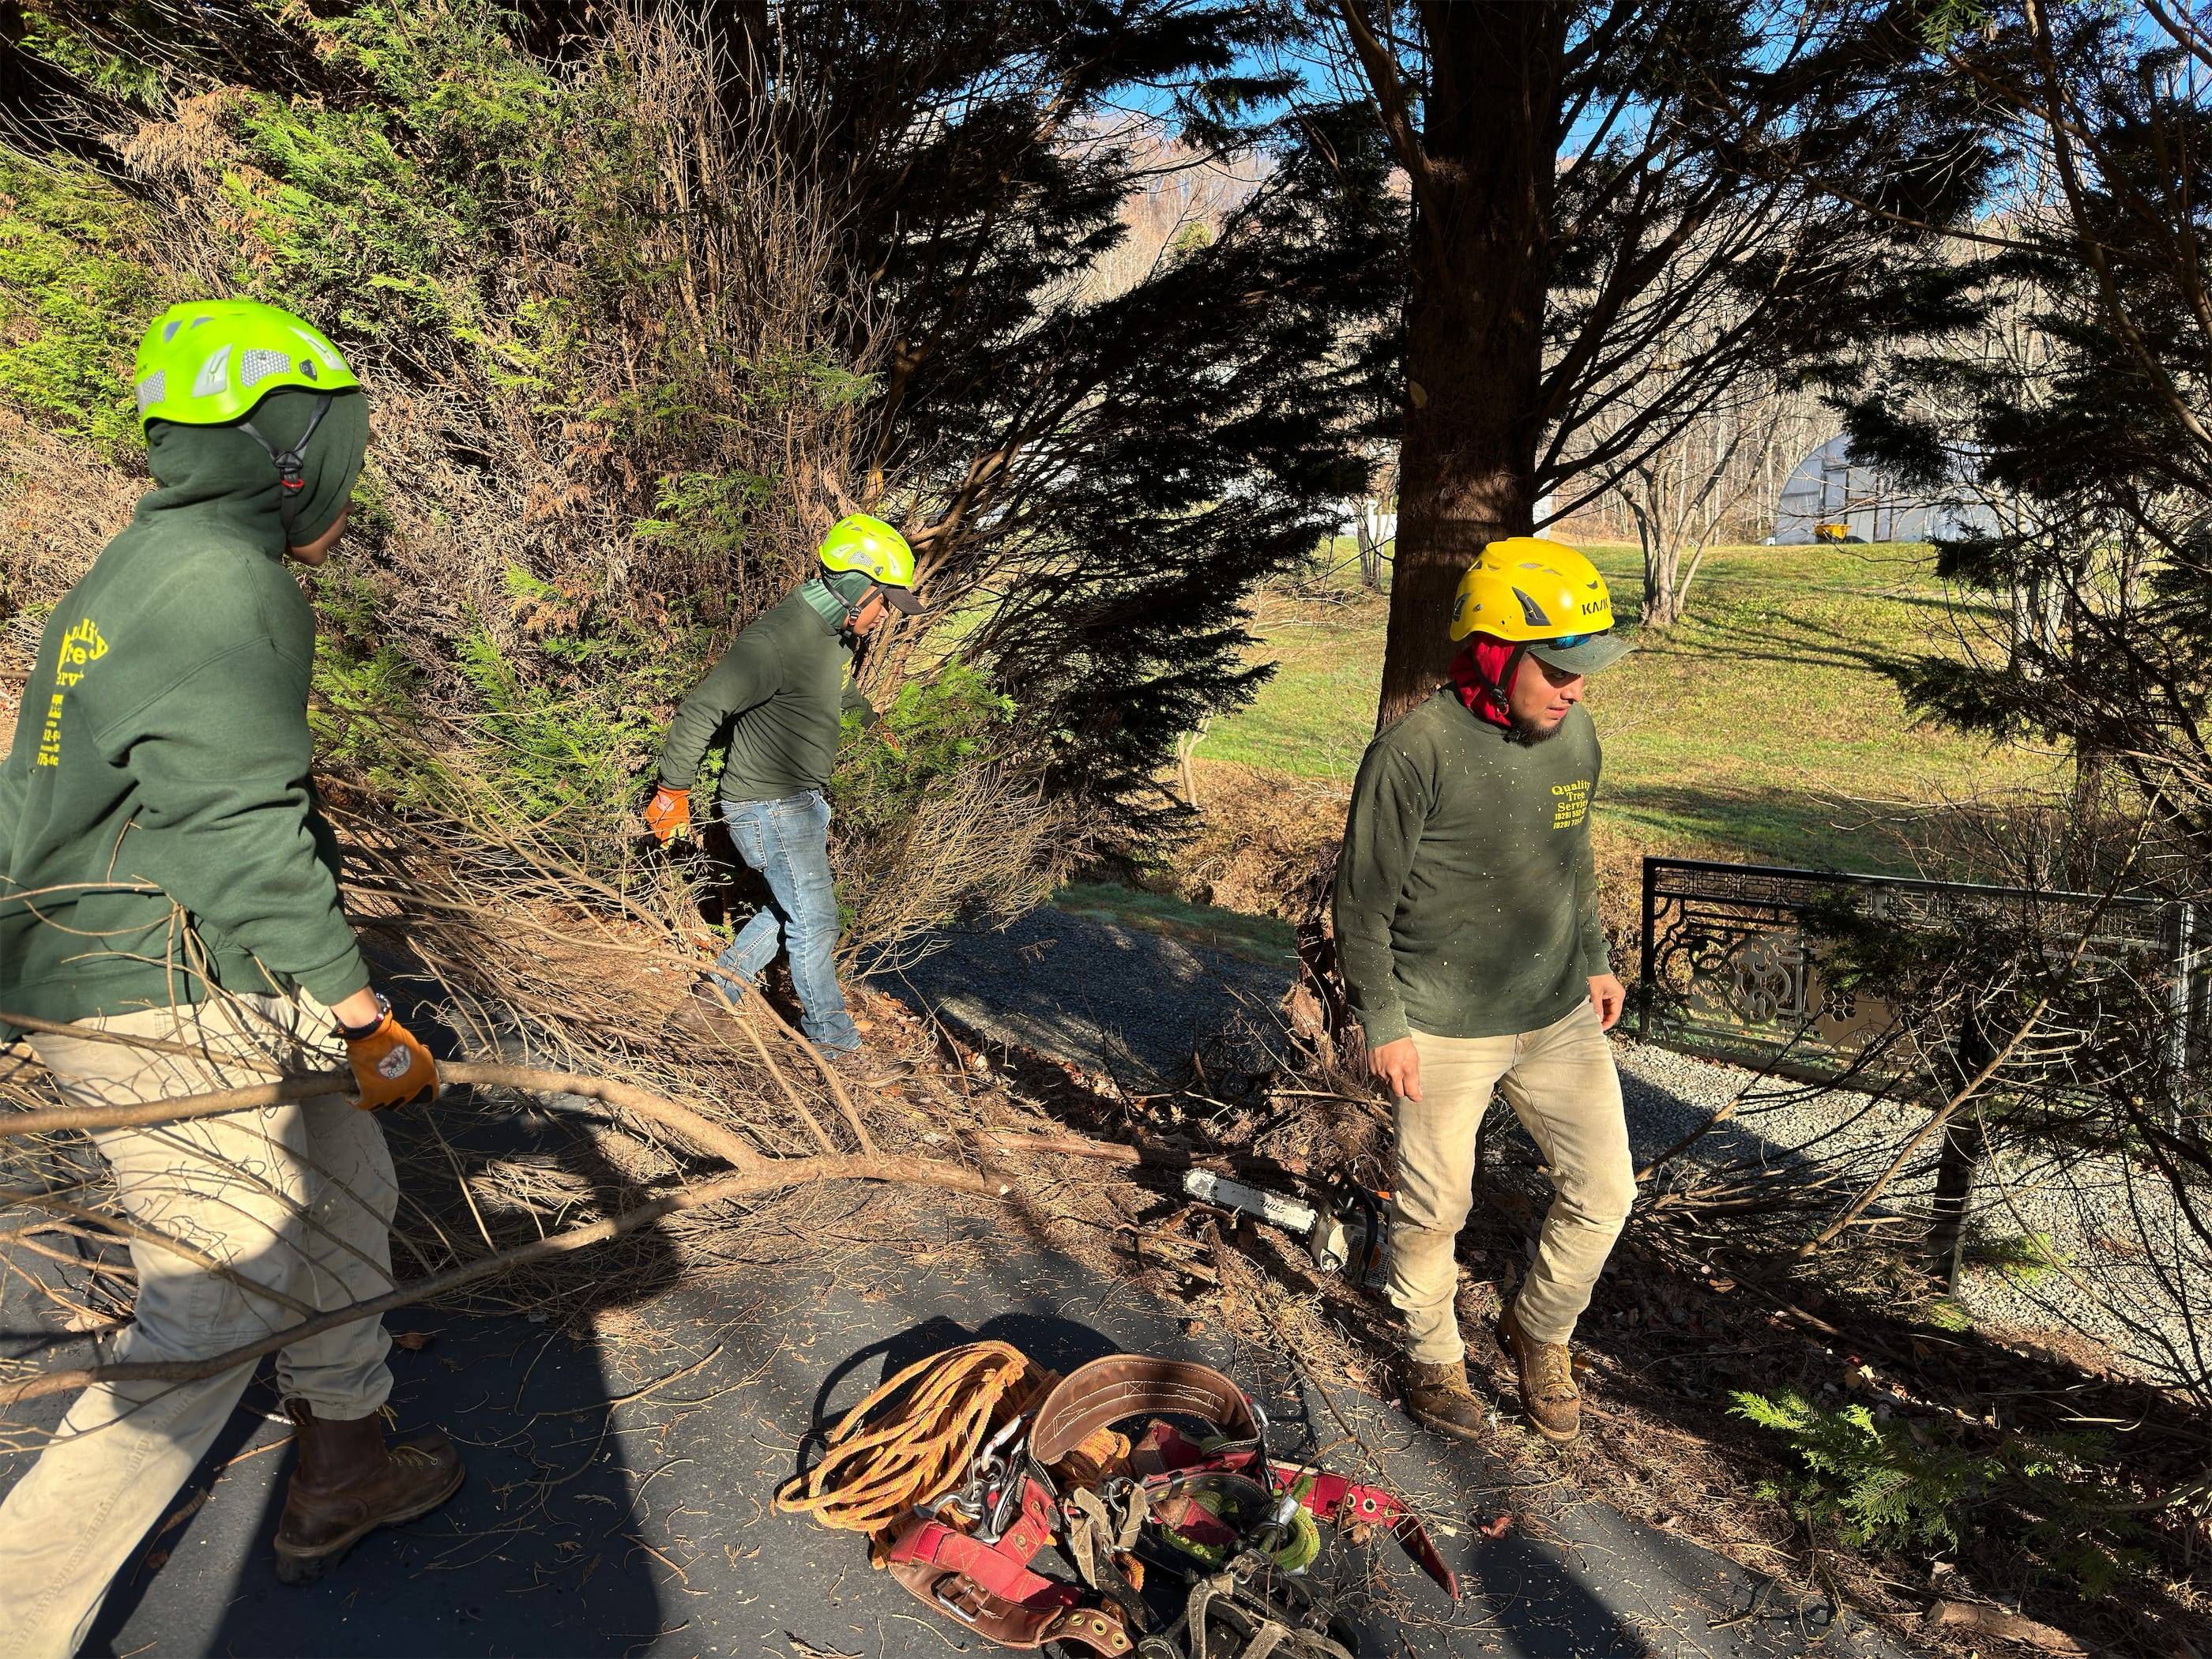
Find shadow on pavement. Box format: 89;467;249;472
4;1006;1915;1659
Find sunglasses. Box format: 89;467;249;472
1542;631;1604;649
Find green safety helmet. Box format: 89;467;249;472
134;300;363;532
134;299;359;427
818;514;922;613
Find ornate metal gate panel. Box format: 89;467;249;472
1637;858;2206;1084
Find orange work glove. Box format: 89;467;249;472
337;993;441;1112
643;784;691;845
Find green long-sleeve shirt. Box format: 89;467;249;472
658;585;876;805
0;411;374;1029
1332;690;1610;1046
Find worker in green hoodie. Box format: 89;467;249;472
0;300;459;1654
643;514;924;1087
1333;537;1636;1450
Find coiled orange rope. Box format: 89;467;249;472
777;1341;1032;1537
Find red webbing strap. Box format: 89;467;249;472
882;1478;1131;1653
885;1476;1059;1599
1267;1462;1461;1600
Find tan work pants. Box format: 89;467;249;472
1388;1000;1635;1364
0;995;399;1659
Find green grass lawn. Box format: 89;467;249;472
1200;540;2064;875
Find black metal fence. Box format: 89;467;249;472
1636;857;2209;1085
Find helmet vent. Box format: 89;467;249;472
241;347;295;388
162;320;183;343
135;371;166;414
1512;587;1551;627
191;344;234;400
291;328;345;372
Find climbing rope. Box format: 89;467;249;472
775;1340;1031;1536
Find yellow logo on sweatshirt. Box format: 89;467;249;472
35;618;107;767
1550;777;1590;830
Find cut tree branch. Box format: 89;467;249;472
0;1053;769;1176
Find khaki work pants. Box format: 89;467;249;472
1388;1000;1635;1364
0;995;399;1659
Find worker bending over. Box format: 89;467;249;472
1333;537;1636;1445
0;300;455;1656
645;517;922;1086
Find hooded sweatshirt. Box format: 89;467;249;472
657;575;880;807
1332;670;1609;1048
0;389;371;1029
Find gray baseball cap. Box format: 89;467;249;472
1525;631;1635;676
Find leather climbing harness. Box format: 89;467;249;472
779;1344;1458;1659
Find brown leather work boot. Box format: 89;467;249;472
831;1045;915;1088
1498;1297;1581;1443
273;1402;465;1585
1401;1360;1487;1443
668;980;747;1040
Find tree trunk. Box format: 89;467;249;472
1373;2;1567;731
1633;493;1683;628
1356;509;1383;591
1927;1007;1995;1290
1926;1113;1984;1292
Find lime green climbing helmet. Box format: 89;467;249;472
818;514;917;589
133;299;359;429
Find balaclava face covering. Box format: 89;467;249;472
802;567;879;638
143;387;369;558
1446;634;1519;732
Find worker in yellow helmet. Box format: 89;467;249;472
643;516;923;1085
1333;536;1635;1447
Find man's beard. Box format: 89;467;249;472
1506;711;1567;747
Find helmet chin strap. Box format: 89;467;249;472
818;570;880;641
1484;642;1529;718
238;394;333;538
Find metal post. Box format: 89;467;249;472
1638;857;1660;1039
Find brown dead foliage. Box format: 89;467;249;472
0;410;139;603
1167;760;1347;917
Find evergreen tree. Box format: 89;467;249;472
1829;0;2212;1398
1845;0;2212;874
788;0;1404;827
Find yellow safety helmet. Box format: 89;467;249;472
1450;536;1631;675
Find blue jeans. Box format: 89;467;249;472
709;789;862;1054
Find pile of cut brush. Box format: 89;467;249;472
0;779;1367;1422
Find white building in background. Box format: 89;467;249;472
1347;500;1397;544
1772;435;1998;545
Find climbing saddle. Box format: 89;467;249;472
792;1346;1458;1659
